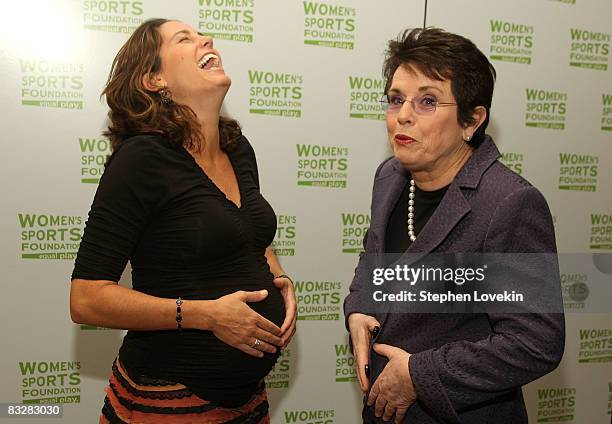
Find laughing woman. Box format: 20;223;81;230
70;19;296;423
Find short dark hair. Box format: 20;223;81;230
383;28;496;147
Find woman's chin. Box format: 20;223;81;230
217;74;232;87
393;149;417;169
208;72;231;87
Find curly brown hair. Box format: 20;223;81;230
102;18;241;152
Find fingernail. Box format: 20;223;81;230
364;364;370;377
372;326;380;336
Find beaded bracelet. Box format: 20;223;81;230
275;274;294;284
176;297;183;331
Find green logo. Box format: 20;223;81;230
560;273;589;310
569;28;610;70
590;213;612;249
558;153;598;191
550;0;575;4
489;20;534;64
198;0;254;43
284;409;335;424
602;93;612;131
248;70;303;118
295;280;341;321
500;152;524;175
272;215;296;256
79;324;112;330
341;213;369;253
536;387;576;422
348;76;384;120
334;343;356;382
296;144;348;188
18;214;83;260
578;329;612;363
265;348;291;389
20;60;84;109
303;1;356;50
19;361;81;404
80;137;111;184
525;89;567;130
82;0;143;33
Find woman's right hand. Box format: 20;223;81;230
204;290;283;358
348;313;381;393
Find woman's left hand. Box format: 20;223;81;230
368;343;417;424
273;275;297;347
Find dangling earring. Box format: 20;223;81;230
159;87;172;104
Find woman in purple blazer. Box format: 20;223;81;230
344;28;564;424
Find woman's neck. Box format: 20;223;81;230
411;145;473;191
180;93;225;160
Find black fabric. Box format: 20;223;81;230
385;181;448;256
72;134;285;407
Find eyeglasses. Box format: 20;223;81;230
380;94;457;115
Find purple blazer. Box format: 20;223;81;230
344;136;565;423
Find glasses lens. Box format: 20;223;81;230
387;95;405;112
414;96;436;114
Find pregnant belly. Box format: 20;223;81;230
188;277;285;375
245;279;286;328
203;278;286;380
135;274;286;327
122;277;286;392
193;275;286;328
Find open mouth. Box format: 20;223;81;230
197;53;220;70
395;134;416;145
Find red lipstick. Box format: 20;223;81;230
394;134;416;145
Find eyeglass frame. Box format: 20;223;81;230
379;93;457;115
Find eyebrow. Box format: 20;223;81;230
171;29;205;40
388;85;445;95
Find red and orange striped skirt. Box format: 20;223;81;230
100;358;270;423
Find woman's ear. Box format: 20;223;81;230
463;106;487;140
142;72;165;92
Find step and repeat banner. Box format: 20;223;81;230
0;0;610;423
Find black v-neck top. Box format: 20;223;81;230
385;179;449;255
72;134;284;406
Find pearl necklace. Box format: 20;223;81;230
407;179;416;242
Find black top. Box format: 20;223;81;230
72;134;285;407
385;180;448;255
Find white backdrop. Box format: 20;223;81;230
0;0;610;423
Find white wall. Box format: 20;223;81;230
0;0;610;422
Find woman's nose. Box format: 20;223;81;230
200;35;213;49
396;100;416;125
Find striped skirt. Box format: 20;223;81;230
100;358;270;423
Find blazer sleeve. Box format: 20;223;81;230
343;157;392;330
408;185;565;423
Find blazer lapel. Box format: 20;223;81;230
377;177;409;259
374;135;500;329
376;183;471;325
407;183;471;255
369;163;410;266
